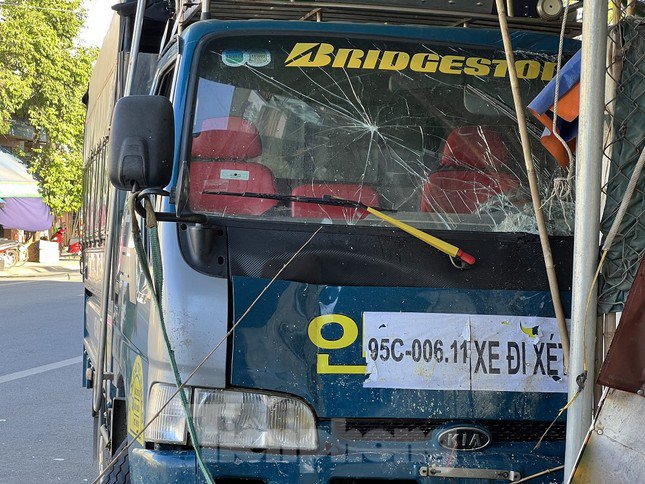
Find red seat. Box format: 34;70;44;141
438;126;508;170
421;126;519;214
291;183;379;220
421;171;520;214
189;117;277;215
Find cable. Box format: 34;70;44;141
536;140;645;452
551;0;575;176
92;216;323;484
543;0;575;228
514;465;565;483
130;196;214;483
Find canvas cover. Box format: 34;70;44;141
83;14;120;161
83;12;158;161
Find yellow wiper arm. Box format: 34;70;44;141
364;206;476;267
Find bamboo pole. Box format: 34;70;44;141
494;0;570;372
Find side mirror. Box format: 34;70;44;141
109;95;174;191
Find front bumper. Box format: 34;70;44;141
128;438;564;483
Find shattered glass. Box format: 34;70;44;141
184;36;574;235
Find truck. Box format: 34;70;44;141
81;1;580;482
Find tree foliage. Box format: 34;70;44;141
0;0;97;214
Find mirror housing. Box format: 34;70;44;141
109;95;174;191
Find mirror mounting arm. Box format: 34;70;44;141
132;188;208;224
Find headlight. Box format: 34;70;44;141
145;383;188;444
193;388;318;450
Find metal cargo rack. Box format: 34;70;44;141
201;0;581;35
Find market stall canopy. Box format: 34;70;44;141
0;148;41;197
0;149;53;231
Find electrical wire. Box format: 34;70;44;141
92;214;323;483
130;197;214;483
514;465;565;483
535;136;645;452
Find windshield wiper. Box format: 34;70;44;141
202;190;395;212
203;190;476;268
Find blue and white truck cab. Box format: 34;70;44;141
81;1;579;482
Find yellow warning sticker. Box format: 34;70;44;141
285;42;556;81
128;355;144;445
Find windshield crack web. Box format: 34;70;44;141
190;44;574;236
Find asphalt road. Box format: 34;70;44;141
0;276;95;483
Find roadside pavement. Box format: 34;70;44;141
0;275;93;481
0;258;80;279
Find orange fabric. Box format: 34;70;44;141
552;83;580;123
528;83;580;169
540;135;577;169
528;110;576;169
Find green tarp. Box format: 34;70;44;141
599;17;645;314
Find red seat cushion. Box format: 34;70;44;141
189;161;278;215
421;126;516;214
291;184;379;220
189;117;276;215
440;126;508;170
192;117;262;160
421;170;520;214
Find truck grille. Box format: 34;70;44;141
331;419;566;443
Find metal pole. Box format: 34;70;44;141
564;0;607;478
505;0;514;17
124;1;147;96
93;0;148;414
201;0;211;20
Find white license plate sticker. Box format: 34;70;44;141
363;312;568;393
220;169;250;181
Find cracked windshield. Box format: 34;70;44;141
187;36;573;235
6;0;644;481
